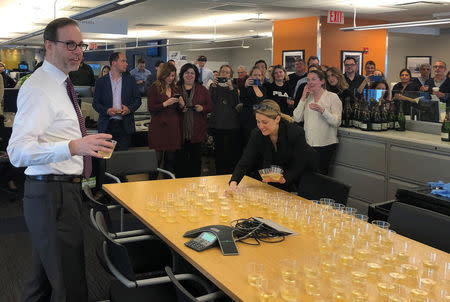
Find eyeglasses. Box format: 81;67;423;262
253;103;279;112
433;65;445;69
51;40;88;51
344;64;356;67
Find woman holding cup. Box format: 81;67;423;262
229;100;317;192
147;63;185;176
175;63;213;178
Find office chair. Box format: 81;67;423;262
388;202;450;253
165;266;226;302
83;184;149;239
297;171;351;205
101;149;176;232
95;212;219;302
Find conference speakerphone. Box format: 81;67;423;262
183;225;239;256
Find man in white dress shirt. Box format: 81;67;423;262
7;18;113;302
197;55;214;87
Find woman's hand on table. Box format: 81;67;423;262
227;181;238;193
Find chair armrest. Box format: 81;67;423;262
114;229;151;239
115;234;159;244
157;168;175;179
105;172;121;183
197;291;226;302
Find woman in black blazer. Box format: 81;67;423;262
229;100;317;192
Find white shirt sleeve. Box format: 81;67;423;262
293;99;307;122
7;85;72;168
321;93;342;128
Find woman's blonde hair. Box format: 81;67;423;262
255;99;294;123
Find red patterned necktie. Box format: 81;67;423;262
65;77;92;179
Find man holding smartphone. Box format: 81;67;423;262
93;52;142;151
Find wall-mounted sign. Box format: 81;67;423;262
327;10;344;24
78;17;128;35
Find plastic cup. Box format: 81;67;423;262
98;139;117;159
248;262;264;287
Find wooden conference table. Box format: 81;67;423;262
103;175;450;302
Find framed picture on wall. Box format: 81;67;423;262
341;50;364;76
405;56;431;77
282;50;305;73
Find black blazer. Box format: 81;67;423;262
93;73;142;134
230;120;317;189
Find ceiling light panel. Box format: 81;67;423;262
183;13;265;26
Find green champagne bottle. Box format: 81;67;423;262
441;111;450;142
396;101;406;131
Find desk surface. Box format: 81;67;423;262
104;175;450;302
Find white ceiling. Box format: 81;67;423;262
1;0;450;46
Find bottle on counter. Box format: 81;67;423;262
381;103;389;131
396;101;406;131
388;103;395;130
441;111;450;142
360;102;370;131
352;99;360;128
372;106;382;132
342;97;352;128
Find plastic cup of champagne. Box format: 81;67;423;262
98;139;117;159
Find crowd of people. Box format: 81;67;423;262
3;52;450;192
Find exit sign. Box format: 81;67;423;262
328;10;344;24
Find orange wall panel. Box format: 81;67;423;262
273;17;318;66
321;16;387;74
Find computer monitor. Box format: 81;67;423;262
147;41;159;56
3;88;19;113
88;63;101;77
74;86;93;98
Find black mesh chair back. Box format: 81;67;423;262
388;202;450;253
83;185;114;230
106;149;158;177
297;171;351;205
95;212;137;282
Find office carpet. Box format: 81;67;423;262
0;194;114;302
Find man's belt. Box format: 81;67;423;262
26;174;83;183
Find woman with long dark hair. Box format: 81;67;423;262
175;63;213;178
392;68;420;115
147;63;185;176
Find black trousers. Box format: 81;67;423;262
175;141;202;178
106;119;131;151
211;129;241;175
313;143;338;176
23;178;88;302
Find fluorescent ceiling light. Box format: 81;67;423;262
342;0;447;8
341;18;450;31
186;45;250;51
117;0;137;5
184;13;264;27
181;34;227;39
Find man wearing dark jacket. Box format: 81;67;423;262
93;52;141;151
